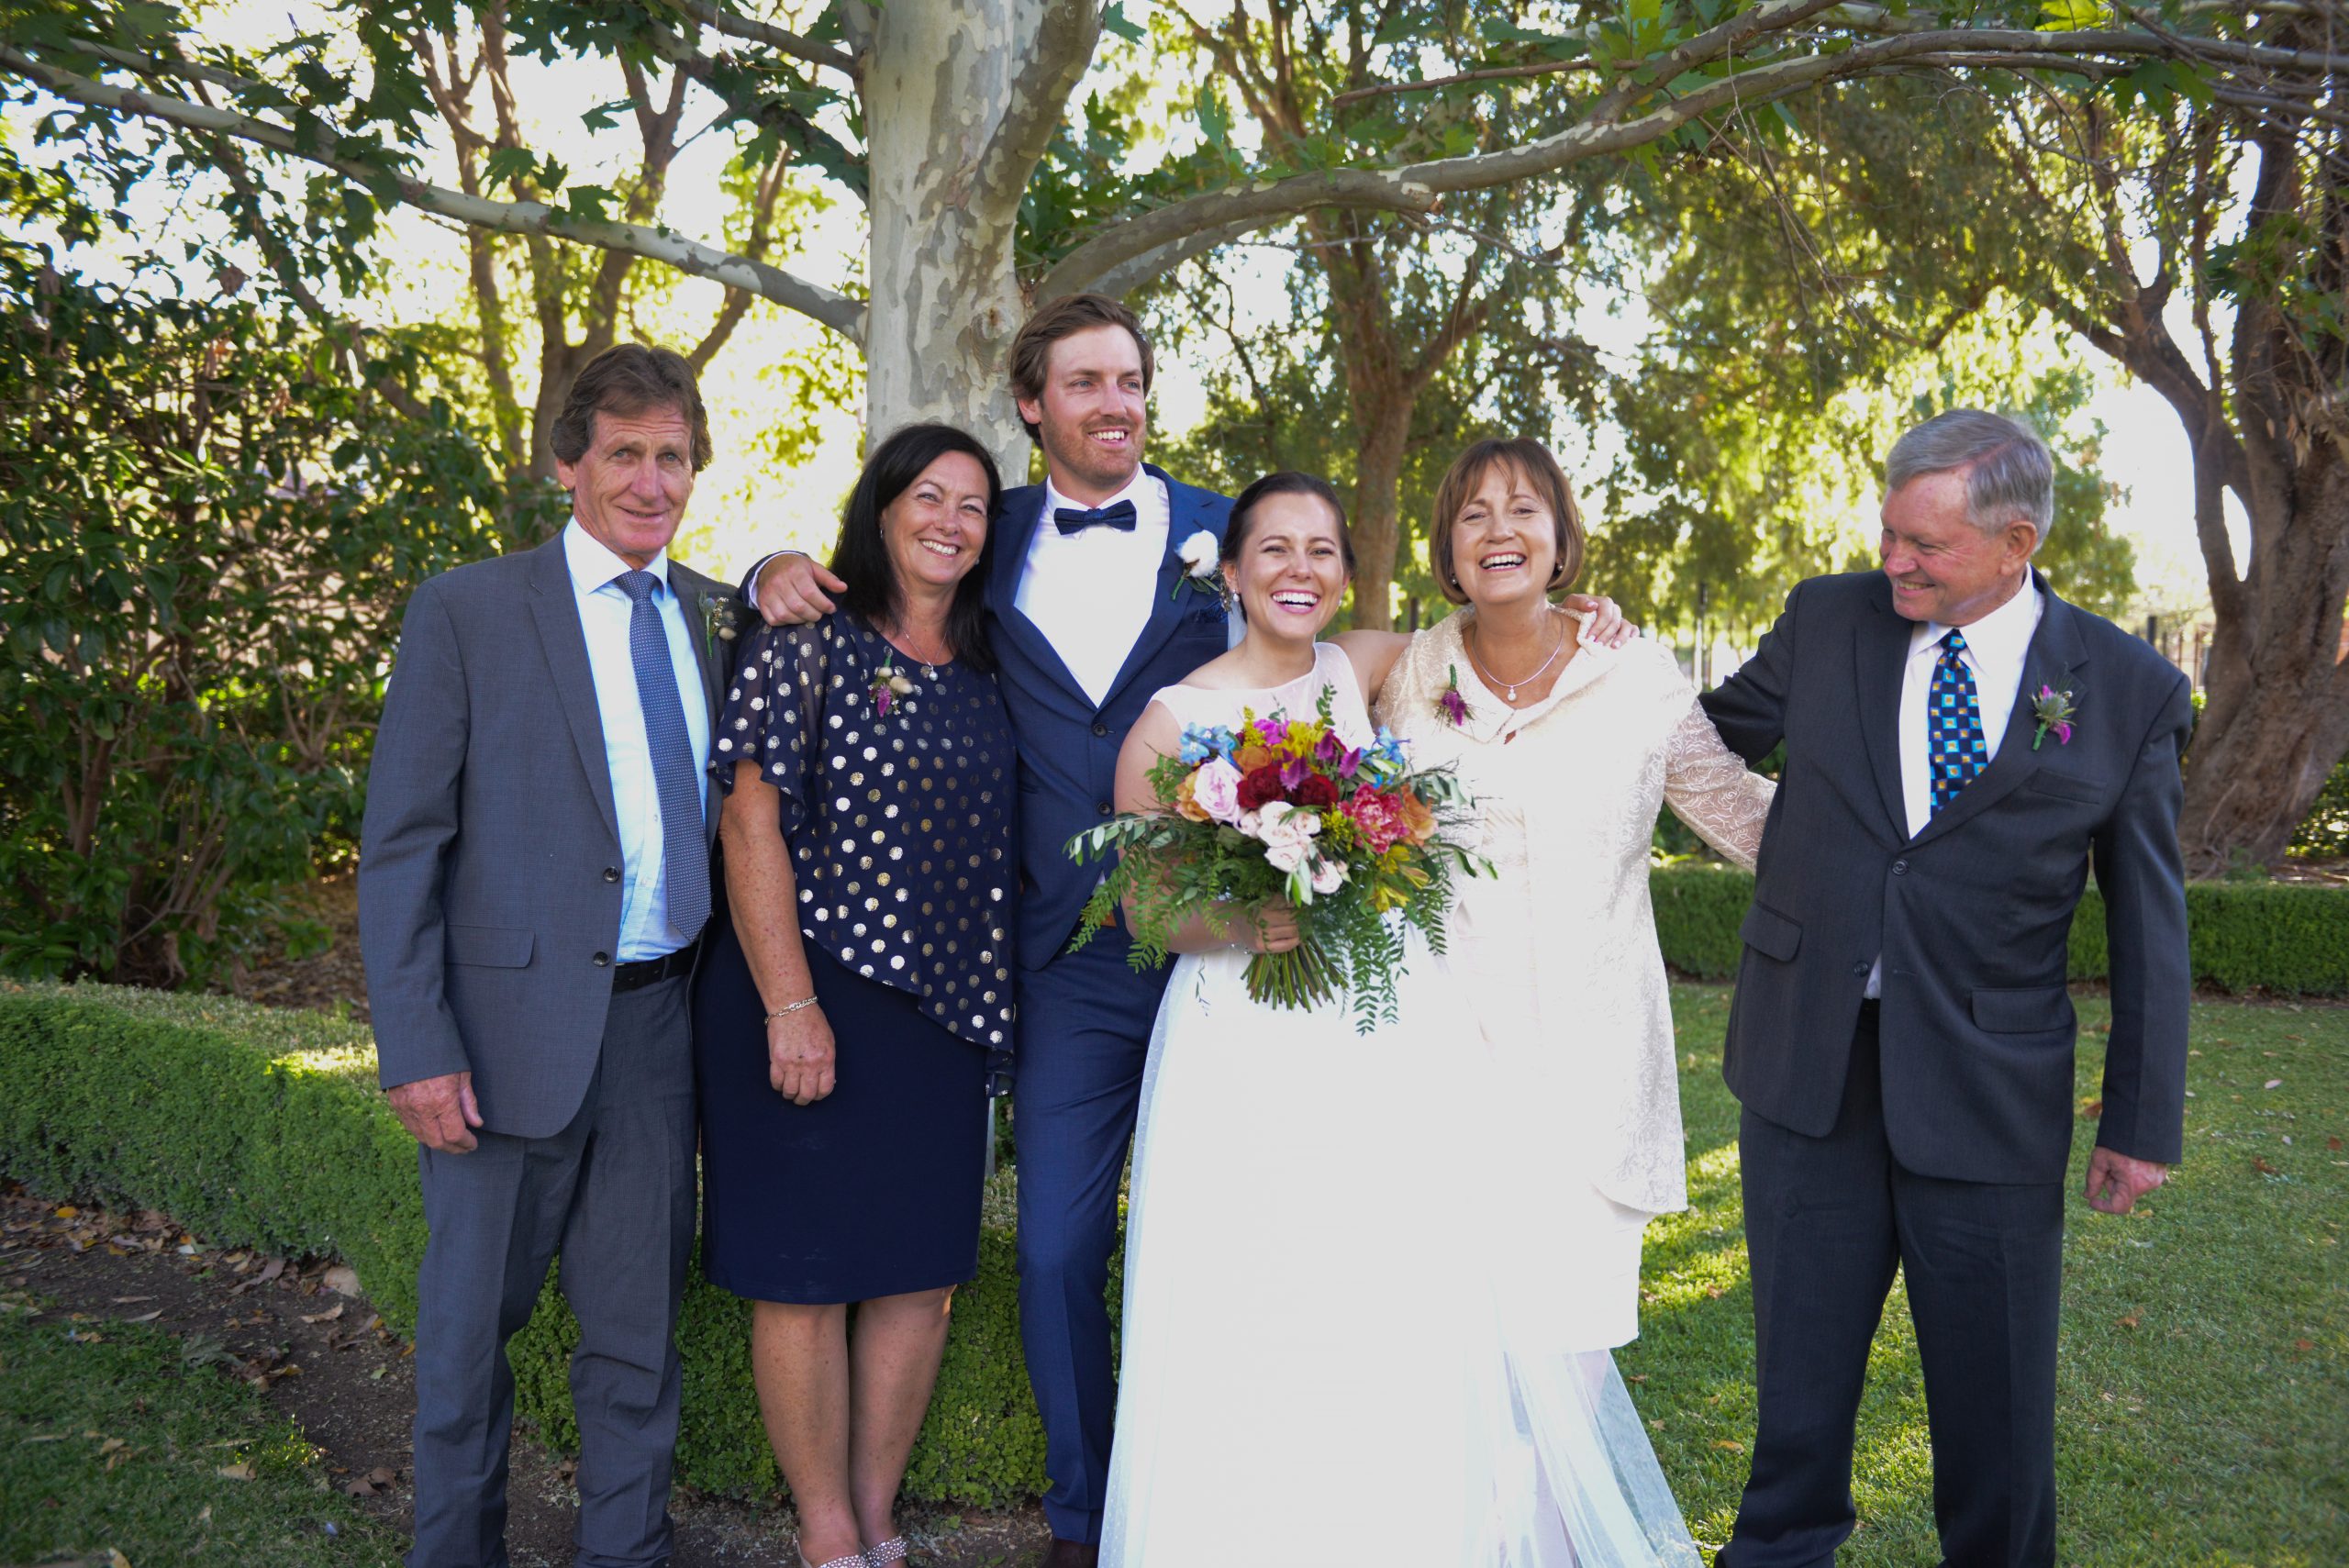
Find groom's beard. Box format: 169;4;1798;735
1042;417;1145;498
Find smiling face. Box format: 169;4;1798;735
1015;322;1148;505
554;404;697;569
880;450;992;599
1223;491;1350;640
1878;469;2038;627
1446;460;1560;612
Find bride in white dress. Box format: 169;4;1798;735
1100;467;1765;1565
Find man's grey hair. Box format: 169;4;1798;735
1885;409;2054;547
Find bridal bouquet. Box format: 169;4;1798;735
1068;690;1486;1029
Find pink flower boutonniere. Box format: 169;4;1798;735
2031;684;2076;750
1437;663;1469;728
870;651;917;719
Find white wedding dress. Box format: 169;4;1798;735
1100;644;1702;1567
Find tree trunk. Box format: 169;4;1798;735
2176;446;2349;873
1350;398;1411;631
860;1;1033;479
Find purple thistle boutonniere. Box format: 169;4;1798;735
2031;684;2076;750
870;651;917;719
1437;662;1470;728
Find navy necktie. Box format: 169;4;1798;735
615;570;710;943
1927;628;1989;816
1053;498;1138;535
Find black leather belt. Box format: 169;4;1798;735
613;940;698;993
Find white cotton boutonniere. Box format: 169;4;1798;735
1171;528;1227;607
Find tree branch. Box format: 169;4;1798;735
679;0;860;76
0;45;866;341
974;0;1102;225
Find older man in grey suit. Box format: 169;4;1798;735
360;344;728;1568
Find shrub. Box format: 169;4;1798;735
1651;865;2349;995
0;982;1052;1505
2288;753;2349;860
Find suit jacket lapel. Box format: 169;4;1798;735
669;566;724;728
526;537;620;841
1909;573;2089;850
1854;589;1912;840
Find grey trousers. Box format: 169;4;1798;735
406;975;696;1568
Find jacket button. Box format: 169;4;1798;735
593;951;611;967
1097;800;1113;816
1852;962;1871;978
1092;722;1109;738
603;866;621;883
1891;860;1909;875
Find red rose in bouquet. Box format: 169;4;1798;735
1236;763;1289;812
1294;774;1341;807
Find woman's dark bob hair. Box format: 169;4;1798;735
1220;471;1355;574
829;423;1004;672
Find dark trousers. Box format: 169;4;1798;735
1012;934;1172;1545
407;975;696;1568
1721;1006;2066;1568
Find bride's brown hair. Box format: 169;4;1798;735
1428;439;1586;606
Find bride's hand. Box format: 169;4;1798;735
1238;899;1302;954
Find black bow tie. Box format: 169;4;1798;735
1053;499;1139;536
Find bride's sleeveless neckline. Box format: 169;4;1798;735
1161;642;1347;701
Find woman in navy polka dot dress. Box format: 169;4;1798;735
695;423;1017;1568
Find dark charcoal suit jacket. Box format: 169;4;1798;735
358;535;726;1138
1700;569;2193;1184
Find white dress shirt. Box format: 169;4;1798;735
1866;576;2043;995
562;520;712;961
1013;467;1172;706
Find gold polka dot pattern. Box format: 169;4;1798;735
712;616;1017;1051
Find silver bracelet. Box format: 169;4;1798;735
765;995;819;1020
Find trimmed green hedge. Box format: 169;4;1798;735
0;982;1051;1506
1650;864;2349;995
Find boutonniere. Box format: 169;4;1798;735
870;651;917;719
1171;528;1227;606
702;594;743;664
1436;663;1469;728
2031;684;2076;750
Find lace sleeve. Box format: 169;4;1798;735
1663;698;1776;871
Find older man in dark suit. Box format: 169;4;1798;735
1702;409;2192;1568
360;345;727;1568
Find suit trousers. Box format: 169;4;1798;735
1721;1005;2066;1568
1012;932;1174;1544
407;974;696;1568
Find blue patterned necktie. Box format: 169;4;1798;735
1928;628;1989;816
615;570;710;942
1053;498;1138;535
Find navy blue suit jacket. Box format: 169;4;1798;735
1700;570;2193;1184
989;465;1232;967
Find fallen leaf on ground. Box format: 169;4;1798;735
217;1462;255;1480
109;1296;154;1305
2295;1339;2314;1351
109;1551;131;1568
123;1309;162;1323
1712;1440;1745;1452
2119;1313;2140;1329
300;1302;345;1325
322;1264;362;1296
2330;1137;2343;1151
52;1205;78;1218
2265;1079;2284;1090
2253;1157;2280;1175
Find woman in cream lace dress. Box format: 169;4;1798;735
1341;438;1775;1562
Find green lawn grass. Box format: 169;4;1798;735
0;1290;402;1567
1630;988;2349;1566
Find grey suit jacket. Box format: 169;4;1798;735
1700;570;2193;1185
359;534;726;1139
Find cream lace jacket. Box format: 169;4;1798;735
1378;611;1774;1214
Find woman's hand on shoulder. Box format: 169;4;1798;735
767;1005;837;1105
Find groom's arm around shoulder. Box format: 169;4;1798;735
1699;573;1846;765
358;570;476;1096
2085;629;2196;1170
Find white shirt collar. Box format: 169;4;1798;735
1041;462;1152;521
1908;573;2041;666
562;517;673;596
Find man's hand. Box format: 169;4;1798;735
1565;592;1637;649
769;1007;838;1106
2084;1145;2167;1214
388;1071;484;1153
751;551;847;627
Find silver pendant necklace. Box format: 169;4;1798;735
1465;611;1567;704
